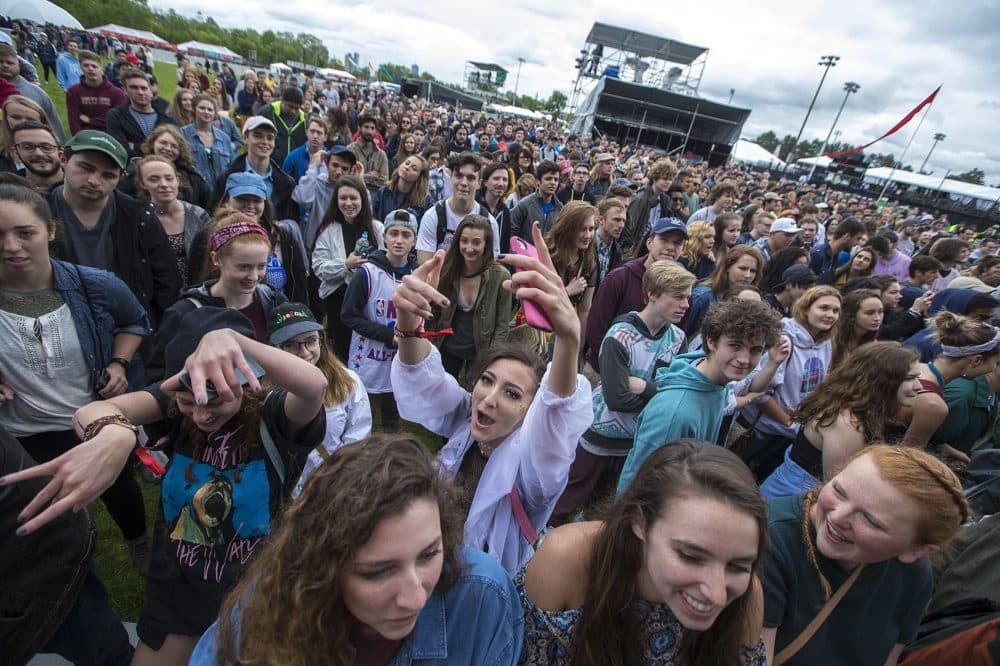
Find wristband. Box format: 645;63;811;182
109;357;131;371
394;325;454;339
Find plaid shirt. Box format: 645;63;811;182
428;167;450;203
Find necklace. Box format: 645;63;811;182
476;441;495;457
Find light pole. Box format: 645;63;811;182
512;57;526;106
920;132;946;174
809;81;860;181
786;55;839;166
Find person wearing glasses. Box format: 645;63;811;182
10;121;63;193
266;302;370;496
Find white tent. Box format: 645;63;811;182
89;24;172;49
796;155;833;168
0;0;82;29
732;139;786;168
317;67;357;82
177;40;242;60
863;167;1000;212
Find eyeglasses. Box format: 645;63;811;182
279;335;322;353
15;142;59;154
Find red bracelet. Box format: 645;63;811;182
394;325;454;339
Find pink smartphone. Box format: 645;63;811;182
509;236;554;331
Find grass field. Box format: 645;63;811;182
35;60;443;622
38;58;181;135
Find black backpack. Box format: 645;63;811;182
435;200;486;248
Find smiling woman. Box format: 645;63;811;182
188;435;523;665
762;445;968;666
520;440;768;665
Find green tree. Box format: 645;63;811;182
951;168;986;185
544;91;568;119
755;131;779;154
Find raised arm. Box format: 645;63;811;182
499;221;581;397
161;328;327;430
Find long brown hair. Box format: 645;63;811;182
314;333;356;406
217;435;464;665
703;245;763;296
438;214;495;293
386;154;430;208
545;201;597;277
833;288;881;365
795;341;917;442
572;440;766;666
314;175;376;253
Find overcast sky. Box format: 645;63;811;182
149;0;1000;186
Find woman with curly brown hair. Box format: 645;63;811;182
761;342;921;497
190;435;524;665
762;445;968;665
521;439;768;665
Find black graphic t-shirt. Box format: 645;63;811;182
138;386;324;637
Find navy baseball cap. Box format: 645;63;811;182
650;217;688;238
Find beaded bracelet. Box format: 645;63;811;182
83;415;139;443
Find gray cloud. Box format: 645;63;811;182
148;0;1000;183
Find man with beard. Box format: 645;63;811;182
48;131;180;328
65;49;126;134
349;111;388;193
11;122;63;193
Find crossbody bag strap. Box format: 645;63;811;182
258;391;285;486
774;564;864;665
508;485;538;546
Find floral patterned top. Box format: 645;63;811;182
515;570;767;665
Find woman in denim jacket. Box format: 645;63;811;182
181;94;237;187
0;183;151;568
189;435;524;665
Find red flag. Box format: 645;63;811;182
826;85;941;160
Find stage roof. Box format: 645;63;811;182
468;62;508;73
586;22;707;65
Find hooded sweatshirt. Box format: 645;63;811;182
65;75;127;134
743;317;832;439
618;351;729;493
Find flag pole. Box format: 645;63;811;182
878;86;942;201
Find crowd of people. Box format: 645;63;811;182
1;20;1000;666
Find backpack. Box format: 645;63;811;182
435;200;485;248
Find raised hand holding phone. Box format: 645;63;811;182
508;234;554;331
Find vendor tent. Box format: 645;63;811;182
177;40;242;61
732;138;786;168
796;155;833;168
863;167;1000;212
317;67;357;82
89;24;173;50
0;0;82;29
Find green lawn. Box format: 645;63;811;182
40;59;181;135
90;411;440;621
41;62;445;622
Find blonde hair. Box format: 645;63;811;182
681;221;714;265
643;259;696;298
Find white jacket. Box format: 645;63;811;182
312;220;384;298
391;346;592;574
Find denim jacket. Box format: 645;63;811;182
181;123;237;187
189;546;524;665
51;259;152;390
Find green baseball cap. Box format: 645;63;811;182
64;130;128;169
